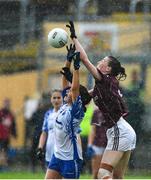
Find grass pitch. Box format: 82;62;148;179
0;170;151;179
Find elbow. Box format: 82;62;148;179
71;85;80;96
71;86;78;92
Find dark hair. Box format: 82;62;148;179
108;56;127;81
79;85;92;112
52;89;62;94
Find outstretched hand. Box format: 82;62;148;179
66;21;77;39
60;67;73;83
66;44;76;62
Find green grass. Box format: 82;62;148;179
0;170;151;179
0;171;44;179
125;170;151;179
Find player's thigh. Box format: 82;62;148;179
101;150;124;168
113;150;131;179
45;169;62;179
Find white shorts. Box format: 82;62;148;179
92;145;105;156
106;117;136;151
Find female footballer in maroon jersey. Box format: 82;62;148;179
66;21;136;179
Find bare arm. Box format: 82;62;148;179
73;38;101;80
38;131;47;149
88;125;96;146
77;134;82;147
71;68;80;102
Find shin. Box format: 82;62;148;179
97;163;113;179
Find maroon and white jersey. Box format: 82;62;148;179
91;108;107;147
92;70;128;129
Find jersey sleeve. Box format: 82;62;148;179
69;97;84;134
62;87;70;102
76;127;82;134
42;110;50;132
71;96;84;120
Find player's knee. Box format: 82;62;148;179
97;163;113;179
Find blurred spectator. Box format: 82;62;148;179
0;98;17;171
129;69;144;91
80;102;94;173
121;70;146;169
122;70;145;143
123;89;145;143
30;98;50;172
41;92;52;110
23;95;39;148
86;107;107;179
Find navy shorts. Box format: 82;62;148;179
48;154;83;179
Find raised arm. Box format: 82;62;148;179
66;21;101;81
71;52;80;102
73;38;101;80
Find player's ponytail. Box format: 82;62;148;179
108;56;127;81
118;66;127;80
79;85;92;112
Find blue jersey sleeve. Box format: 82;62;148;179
76;127;82;134
42;109;51;132
71;96;84;120
62;87;71;103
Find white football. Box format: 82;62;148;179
48;28;68;48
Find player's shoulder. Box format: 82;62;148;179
74;95;82;103
61;103;68;110
45;108;54;116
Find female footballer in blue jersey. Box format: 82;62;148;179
36;89;62;166
45;51;86;179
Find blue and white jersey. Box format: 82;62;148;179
42;108;59;162
54;96;84;161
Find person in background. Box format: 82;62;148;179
128;69;144;93
23;95;39;148
36;90;62;167
0;98;17;171
86;107;107;179
80;102;94;173
121;70;145;169
121;69;145;144
30;99;49;172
